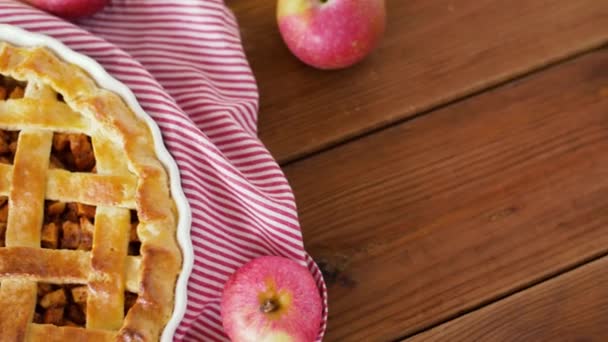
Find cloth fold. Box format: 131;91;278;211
0;0;327;340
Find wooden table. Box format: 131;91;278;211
227;1;608;341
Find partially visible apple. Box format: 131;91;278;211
277;0;386;70
221;256;322;342
23;0;108;18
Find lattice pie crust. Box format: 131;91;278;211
0;43;182;341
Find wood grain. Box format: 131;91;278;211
407;256;608;341
283;48;608;341
227;0;608;163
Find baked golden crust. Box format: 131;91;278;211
0;43;182;341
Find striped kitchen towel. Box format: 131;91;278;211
0;0;328;340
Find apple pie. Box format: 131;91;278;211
0;43;182;341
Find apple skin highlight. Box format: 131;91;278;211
221;256;323;342
26;0;108;18
277;0;386;69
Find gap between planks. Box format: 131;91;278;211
394;250;608;342
281;42;608;168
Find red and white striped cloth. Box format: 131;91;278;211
0;0;328;340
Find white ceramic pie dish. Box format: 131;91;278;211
0;24;194;341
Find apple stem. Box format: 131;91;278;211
260;299;279;313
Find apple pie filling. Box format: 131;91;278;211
128;210;141;256
51;133;96;173
33;283;138;327
0;129;19;165
0;196;7;247
42;201;141;254
42;201;96;251
0;78;26;100
35;201;142;326
34;283;88;326
30;118;141;326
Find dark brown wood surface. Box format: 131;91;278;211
228;0;608;164
407;256;608;341
226;1;608;341
284;49;608;341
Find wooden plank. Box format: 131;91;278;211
227;0;608;163
406;256;608;341
283;48;608;341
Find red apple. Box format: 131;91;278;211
277;0;386;70
221;256;322;342
23;0;108;18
